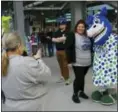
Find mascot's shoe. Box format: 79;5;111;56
100;94;116;106
111;93;117;101
91;91;102;103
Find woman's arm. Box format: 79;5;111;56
24;49;51;83
65;32;75;49
25;57;51;84
65;32;76;64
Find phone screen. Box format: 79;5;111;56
32;45;38;55
32;43;42;55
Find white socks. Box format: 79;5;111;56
99;87;117;94
108;88;117;95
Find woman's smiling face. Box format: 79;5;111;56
76;23;85;35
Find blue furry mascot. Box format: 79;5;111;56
86;7;118;105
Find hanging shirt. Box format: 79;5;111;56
2;16;12;33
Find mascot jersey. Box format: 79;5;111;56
86;7;118;88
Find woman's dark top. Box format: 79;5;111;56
65;32;76;64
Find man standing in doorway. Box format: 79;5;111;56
52;17;71;85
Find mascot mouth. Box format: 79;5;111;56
95;27;106;38
94;27;107;42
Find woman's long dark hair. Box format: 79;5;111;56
74;19;87;36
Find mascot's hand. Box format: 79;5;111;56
34;49;42;59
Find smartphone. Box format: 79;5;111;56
32;43;42;55
32;43;38;55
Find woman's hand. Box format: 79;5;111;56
33;49;42;59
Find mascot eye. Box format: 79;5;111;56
94;19;100;24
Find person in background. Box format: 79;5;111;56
30;27;36;44
2;32;51;111
46;28;54;57
40;29;48;57
65;20;92;103
38;29;42;45
52;17;71;85
44;29;48;56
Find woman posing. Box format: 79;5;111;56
65;20;92;103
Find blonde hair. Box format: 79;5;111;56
2;32;23;76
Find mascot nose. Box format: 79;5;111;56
93;25;96;28
87;30;92;38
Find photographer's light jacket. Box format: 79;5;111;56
2;55;51;111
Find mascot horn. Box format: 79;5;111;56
86;7;118;105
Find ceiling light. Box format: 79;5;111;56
41;12;44;15
24;1;43;8
115;10;117;13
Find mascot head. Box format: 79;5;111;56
86;7;112;45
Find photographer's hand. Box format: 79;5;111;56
33;49;42;60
